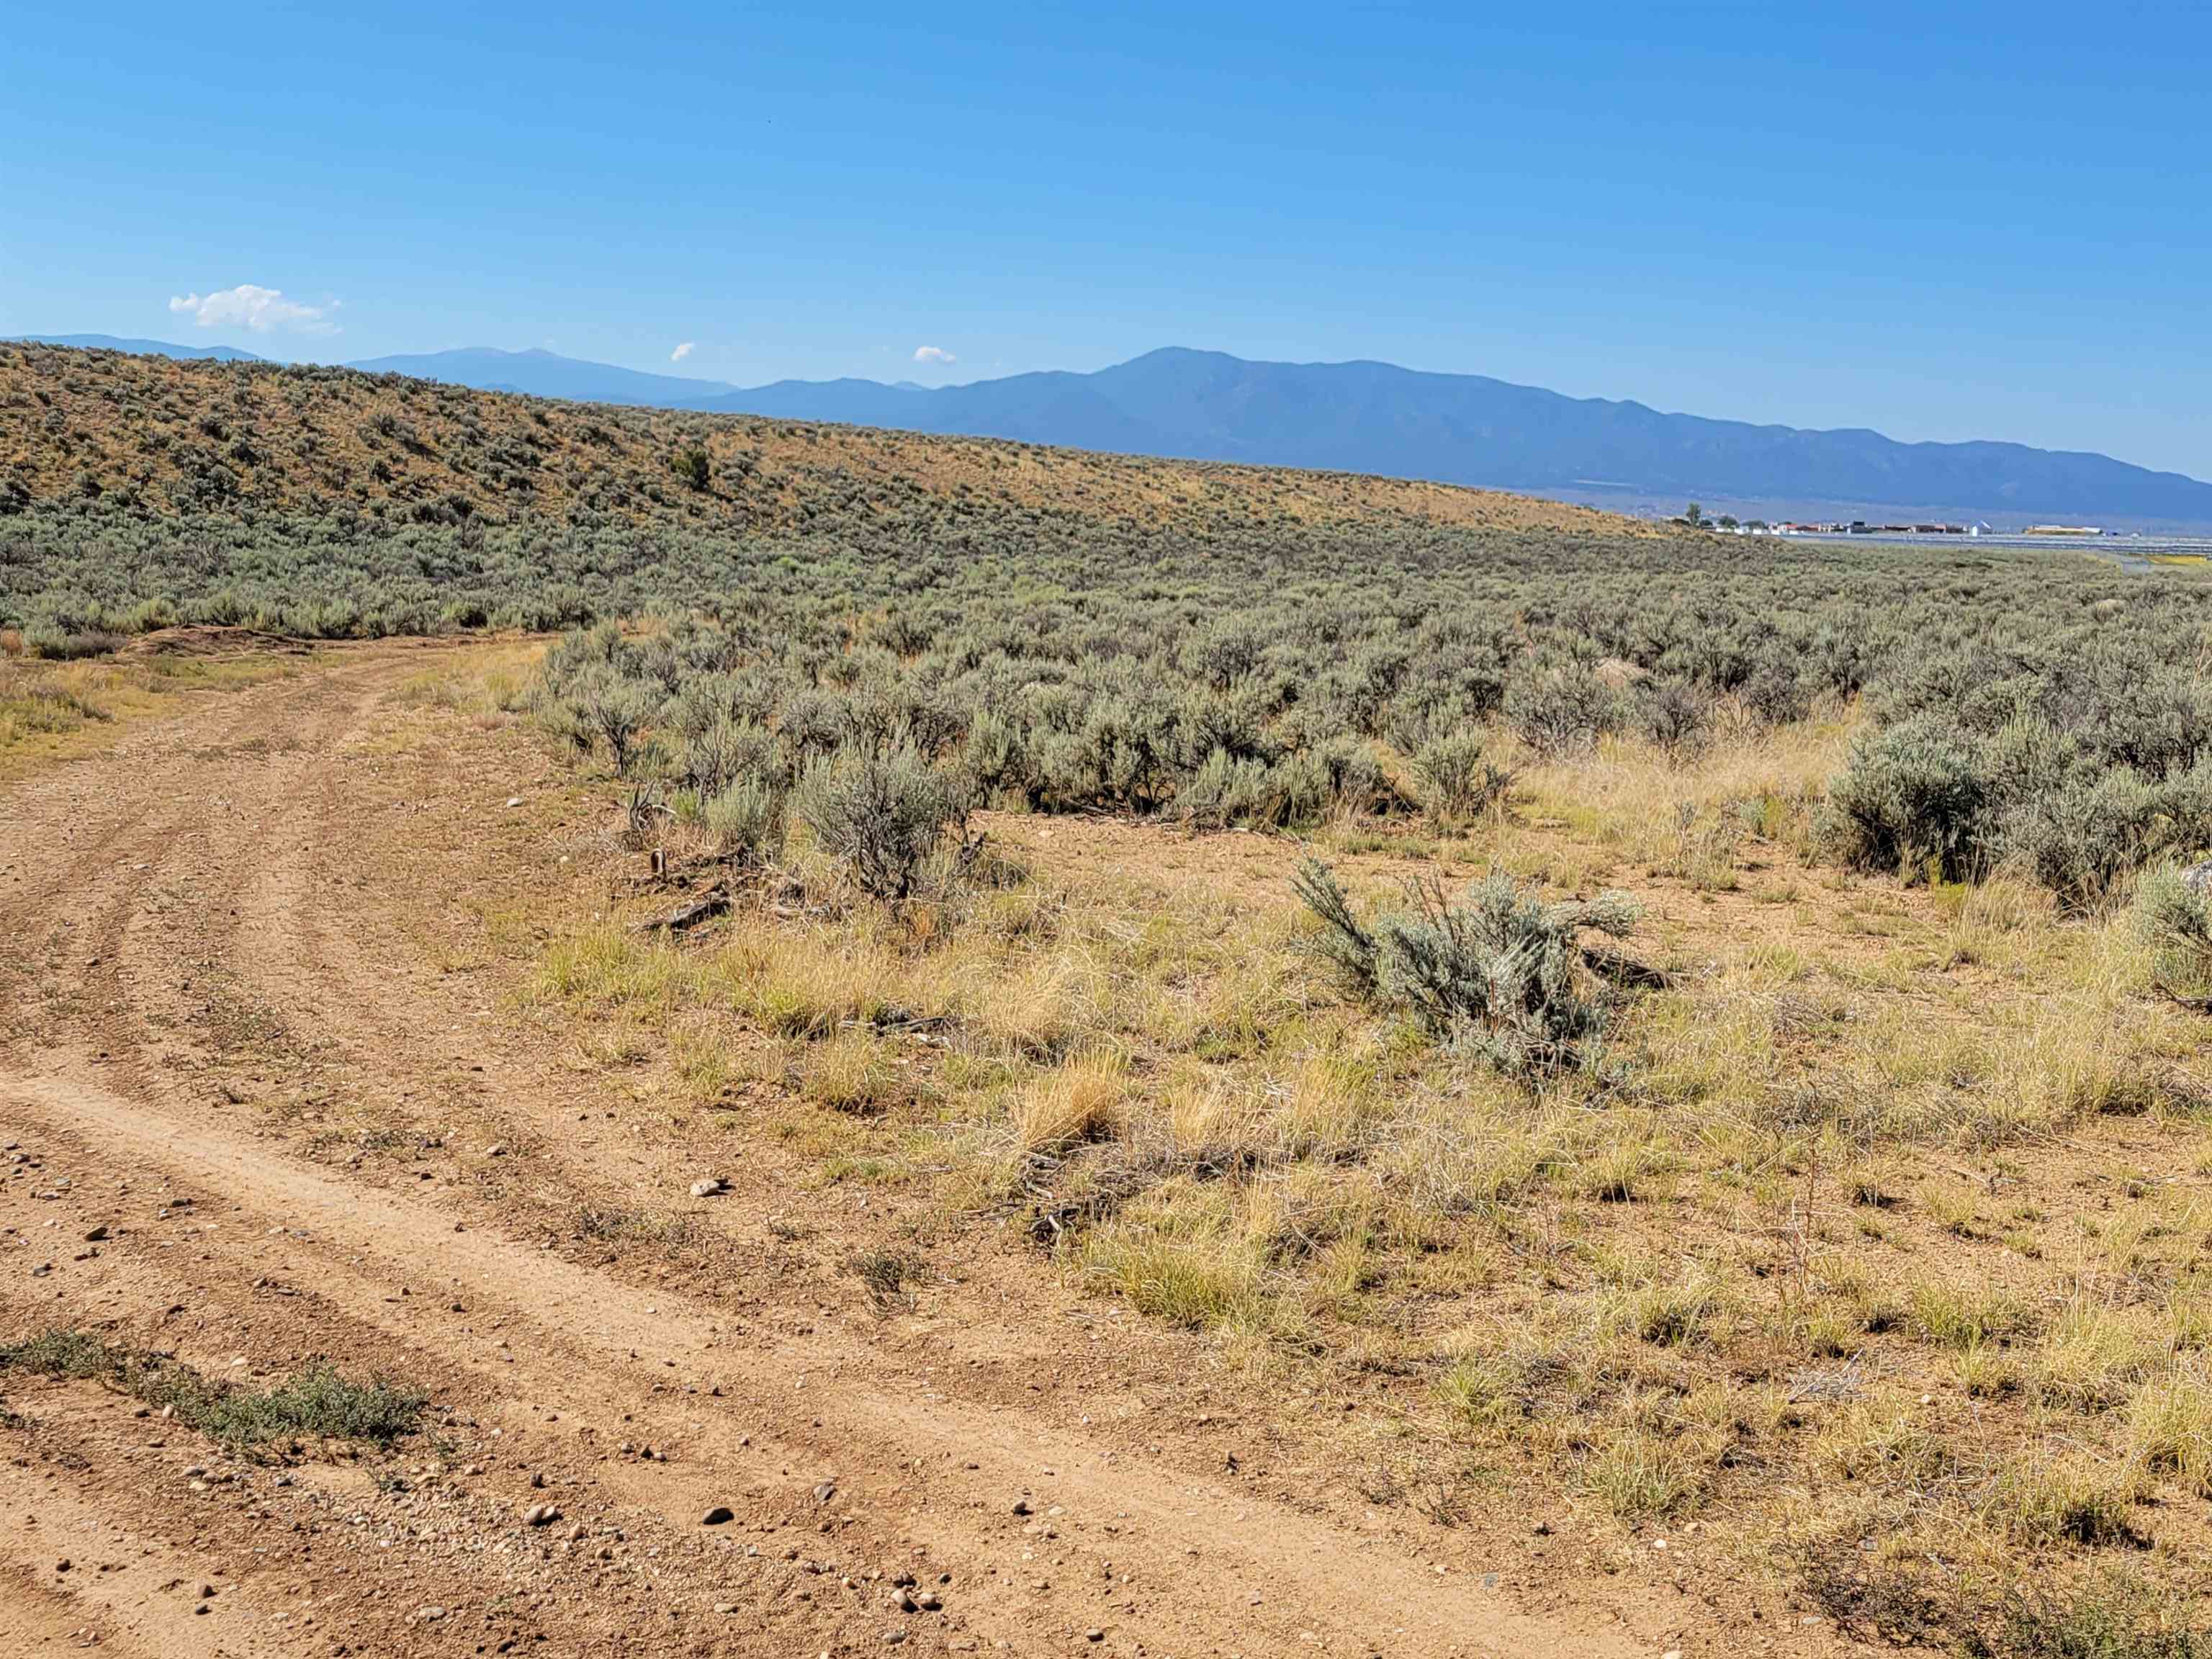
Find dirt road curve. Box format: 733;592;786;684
0;643;1682;1658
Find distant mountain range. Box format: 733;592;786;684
16;333;269;363
343;347;742;408
14;336;2211;525
687;349;2212;525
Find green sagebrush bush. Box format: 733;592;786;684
561;667;662;776
1292;856;1640;1077
1411;731;1512;820
1637;675;1714;758
1504;658;1624;758
1827;713;2212;905
701;776;785;865
1822;714;1991;884
1173;737;1393;831
2132;863;2212;1005
793;744;970;901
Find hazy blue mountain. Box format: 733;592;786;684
690;347;2212;524
342;346;737;407
12;333;266;363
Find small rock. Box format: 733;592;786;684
690;1177;725;1198
1086;1630;1105;1643
83;1225;109;1242
485;1143;508;1158
417;1606;447;1622
523;1502;560;1527
505;796;523;809
1011;1499;1033;1516
701;1506;734;1526
812;1481;836;1504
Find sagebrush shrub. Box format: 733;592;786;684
1173;749;1285;830
1823;714;1989;883
1637;676;1714;757
793;745;967;900
567;669;661;776
702;777;784;863
1741;656;1812;725
1292;858;1641;1076
2132;863;2212;1004
1505;660;1622;758
1412;731;1511;819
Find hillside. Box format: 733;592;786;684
0;341;1643;539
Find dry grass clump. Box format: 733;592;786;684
0;649;289;775
801;1030;910;1115
1078;1190;1274;1334
2126;1362;2212;1496
1012;1049;1128;1154
1911;1280;2042;1351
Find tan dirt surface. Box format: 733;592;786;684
0;639;1822;1657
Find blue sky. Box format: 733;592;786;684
6;2;2208;476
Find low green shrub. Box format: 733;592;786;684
1293;857;1641;1076
1412;731;1512;820
2133;864;2212;1004
793;745;968;900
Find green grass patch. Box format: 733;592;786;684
1;1328;425;1456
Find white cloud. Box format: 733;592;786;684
167;284;337;335
670;341;695;363
912;345;956;365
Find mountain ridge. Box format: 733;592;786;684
686;346;2212;525
11;333;269;364
342;346;741;408
14;336;2208;525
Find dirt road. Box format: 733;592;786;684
0;641;1704;1657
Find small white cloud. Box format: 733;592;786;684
670;341;695;363
167;284;337;335
912;345;956;365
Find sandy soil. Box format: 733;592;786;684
0;639;1833;1657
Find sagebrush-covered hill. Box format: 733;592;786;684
0;342;1655;540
